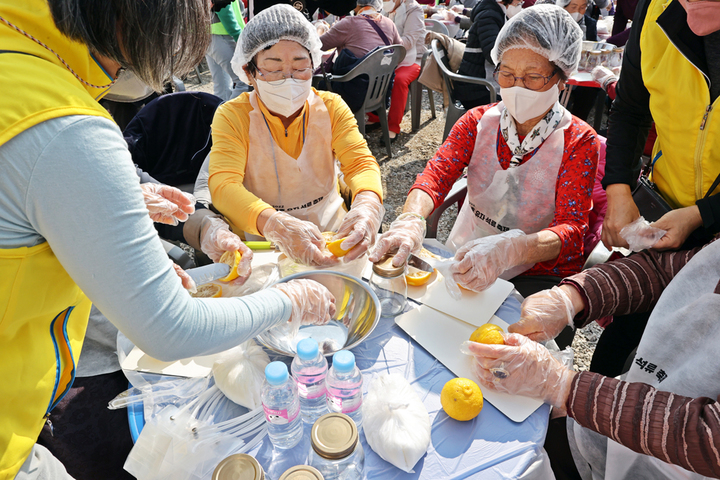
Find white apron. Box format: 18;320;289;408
601;240;720;480
244;91;345;240
446;103;571;254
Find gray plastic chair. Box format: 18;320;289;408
322;45;406;158
408;49;437;132
424;18;450;36
431;39;497;141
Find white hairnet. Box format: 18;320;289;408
357;0;384;11
490;5;583;78
231;4;322;84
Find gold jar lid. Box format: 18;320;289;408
589;50;602;55
279;465;324;480
371;253;405;279
613;47;623;52
213;454;264;480
311;413;358;460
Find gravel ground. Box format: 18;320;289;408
181;68;601;371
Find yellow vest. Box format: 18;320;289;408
640;0;720;208
0;0;115;476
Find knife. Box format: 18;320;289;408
185;263;232;286
407;253;435;273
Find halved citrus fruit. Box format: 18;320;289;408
218;250;242;282
469;324;505;345
191;283;222;298
406;266;433;286
322;231;350;257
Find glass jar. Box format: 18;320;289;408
599;48;610;67
586;50;602;71
279;465;324;480
609;47;623;68
369;253;407;317
213;454;265;480
309;413;364;480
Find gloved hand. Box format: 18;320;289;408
263;211;339;267
273;279;337;328
451;4;465;13
200;216;253;286
619;216;667;252
369;213;426;267
461;334;576;411
334;191;385;262
509;286;582;342
140;183;195;226
450;230;529;292
172;262;197;293
591;66;618;92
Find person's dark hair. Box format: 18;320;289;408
48;0;211;91
501;0;514;6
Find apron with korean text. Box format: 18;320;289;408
244;91;345;240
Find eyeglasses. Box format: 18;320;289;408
493;68;559;91
251;62;314;85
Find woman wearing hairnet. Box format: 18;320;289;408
209;4;385;266
371;6;600;337
0;1;337;478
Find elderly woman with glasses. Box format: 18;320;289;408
371;6;600;309
209;5;385;267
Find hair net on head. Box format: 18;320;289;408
356;0;384;11
231;4;322;84
490;5;583;78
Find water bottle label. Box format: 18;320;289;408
263;401;299;424
297;382;327;400
327;393;361;414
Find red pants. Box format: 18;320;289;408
368;63;422;134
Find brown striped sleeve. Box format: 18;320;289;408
566;371;720;478
559;244;707;328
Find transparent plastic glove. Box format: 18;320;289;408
273;279;337;330
172;262;197;293
509;286;579;342
619;216;667;252
369;213;426;267
424;256;462;300
460;333;576;411
140;183;195;226
450;230;529;292
591;65;618;92
200;216;253;285
334;191;386;262
263;211;339;267
451;4;464;13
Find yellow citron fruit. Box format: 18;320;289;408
406;266;433;286
191;283;222;298
218;250;242;282
441;378;484;421
469;324;505;345
322;231;350;257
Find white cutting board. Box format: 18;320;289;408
121;346;219;378
395;306;544;423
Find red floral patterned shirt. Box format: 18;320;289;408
413;104;600;277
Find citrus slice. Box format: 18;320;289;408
322;231;350;257
469;324;505;345
218;250;242;282
417;247;440;260
191;283;222;298
441;378;484;421
405;266;433;286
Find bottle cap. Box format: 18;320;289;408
265;361;289;386
212;454;264;480
371;253;405;278
278;465;324;480
297;338;320;361
331;350;355;374
311;413;358;460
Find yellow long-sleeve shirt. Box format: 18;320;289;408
209;89;383;236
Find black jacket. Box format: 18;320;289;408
454;0;505;109
583;14;598;41
604;0;720;238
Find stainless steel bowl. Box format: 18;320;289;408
256;271;381;357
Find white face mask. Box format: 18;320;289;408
505;4;523;18
500;84;560;124
253;77;312;117
570;11;583;22
103;69;155;103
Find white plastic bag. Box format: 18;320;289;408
619;216;667;252
212;340;270;409
362;373;431;473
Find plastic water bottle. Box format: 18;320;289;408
291;338;329;424
325;350;363;430
261;361;303;449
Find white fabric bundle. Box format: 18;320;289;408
212;340;270;409
362;373;431;473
